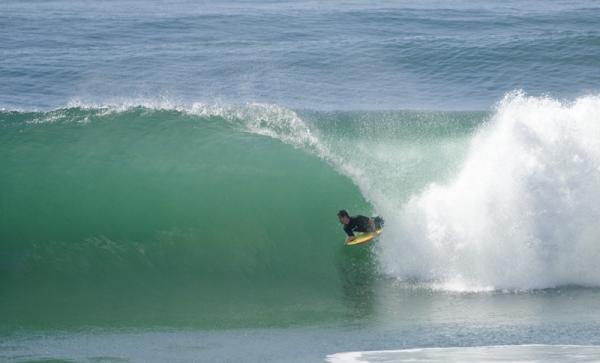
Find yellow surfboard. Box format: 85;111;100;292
345;228;383;246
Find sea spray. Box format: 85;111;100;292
377;92;600;291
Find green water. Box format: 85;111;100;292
0;107;379;329
1;104;551;331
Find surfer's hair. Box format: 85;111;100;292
337;210;349;218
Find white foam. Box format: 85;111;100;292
378;92;600;291
326;345;600;363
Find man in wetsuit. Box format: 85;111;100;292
337;209;383;243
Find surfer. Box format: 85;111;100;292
337;210;384;243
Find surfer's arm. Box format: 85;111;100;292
343;225;356;243
368;218;375;231
343;224;355;238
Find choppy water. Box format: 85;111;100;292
2;1;600;362
2;0;600;110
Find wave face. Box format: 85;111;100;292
0;104;376;328
1;93;599;328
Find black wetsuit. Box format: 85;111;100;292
343;215;372;237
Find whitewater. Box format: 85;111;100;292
379;93;600;291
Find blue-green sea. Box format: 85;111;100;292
2;1;600;362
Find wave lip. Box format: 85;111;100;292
379;92;600;292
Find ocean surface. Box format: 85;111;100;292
2;1;600;362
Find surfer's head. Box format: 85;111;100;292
337;210;350;225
